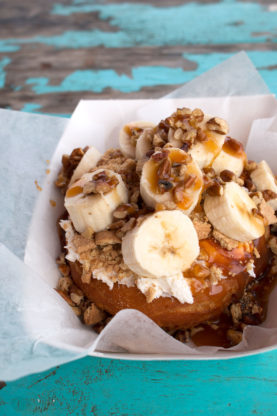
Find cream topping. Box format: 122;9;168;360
60;219;194;304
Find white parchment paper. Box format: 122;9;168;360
1;52;277;381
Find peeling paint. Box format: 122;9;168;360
0;57;11;88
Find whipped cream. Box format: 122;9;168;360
60;220;194;304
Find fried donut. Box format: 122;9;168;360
69;236;268;330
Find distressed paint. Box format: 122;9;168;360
0;1;276;52
25;66;197;94
0;57;11;88
1;354;277;415
22;51;277;96
20;103;42;112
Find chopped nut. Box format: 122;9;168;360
252;304;263;315
191;108;204;124
227;329;242;346
109;220;125;230
193;219;211;240
173;128;183;142
183;129;197;143
151;150;169;162
259;199;277;225
213;230;239;250
153;133;165;147
57;276;73;293
113;203;137;219
84;171;119;195
145;286;157;303
121;217;137;233
220;169;235;182
196;128;207;142
72;234;96;254
70;291;84;306
203;167;216;178
206;117;228;135
269;236;277;255
206;181;223;196
262;189;277;202
157;158;171;180
245;160;257;172
209;265;223;284
95;231;121;246
83;304;106;325
243;177;256;192
230;303;242;325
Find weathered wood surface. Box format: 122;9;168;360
0;1;277;415
0;0;277;114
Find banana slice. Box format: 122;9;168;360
135;128;154;160
65;169;128;236
140;148;203;214
69;146;101;186
204;181;265;242
212;137;246;176
250;160;277;211
189;116;228;169
119;121;155;158
166;111;228;169
122;210;200;278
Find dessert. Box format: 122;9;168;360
55;107;277;347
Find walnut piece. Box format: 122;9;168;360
95;231;121;246
206;117;228;135
259;199;277;225
83;304;106;325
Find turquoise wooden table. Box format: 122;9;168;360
1;0;277;414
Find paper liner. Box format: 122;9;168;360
1;52;277;381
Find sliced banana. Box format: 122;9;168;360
140;148;203;214
135;128;154;160
167;113;228;169
212;137;246;176
251;160;277;211
204;181;265;242
189;115;227;169
65;169;128;236
69;146;101;186
119;121;155;158
122;210;200;279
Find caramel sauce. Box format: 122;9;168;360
124;125;143;137
191;267;277;348
200;238;252;276
187;237;276;348
222;137;247;161
66;185;83;198
149;149;203;210
203;136;221;157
